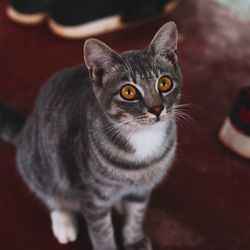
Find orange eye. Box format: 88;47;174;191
120;85;138;100
158;76;173;93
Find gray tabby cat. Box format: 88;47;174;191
0;22;182;250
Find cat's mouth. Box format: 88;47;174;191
149;117;159;123
137;116;163;125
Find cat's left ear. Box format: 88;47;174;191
84;38;123;83
148;21;178;55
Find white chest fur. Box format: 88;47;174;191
128;121;167;161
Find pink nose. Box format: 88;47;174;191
148;105;164;116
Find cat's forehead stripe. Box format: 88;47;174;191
122;52;156;81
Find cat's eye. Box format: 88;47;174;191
120;85;139;100
158;76;173;93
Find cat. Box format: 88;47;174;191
0;21;182;250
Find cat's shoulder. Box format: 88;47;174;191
39;65;90;97
35;65;91;110
48;64;89;84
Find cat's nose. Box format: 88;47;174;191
148;104;164;116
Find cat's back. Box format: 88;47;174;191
36;65;90;110
16;65;91;193
19;65;92;147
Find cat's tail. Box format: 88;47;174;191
0;102;26;145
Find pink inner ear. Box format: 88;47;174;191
89;66;105;84
149;22;178;53
84;38;122;73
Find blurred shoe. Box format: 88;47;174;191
48;0;181;39
121;0;179;23
6;0;54;25
219;87;250;159
48;0;121;39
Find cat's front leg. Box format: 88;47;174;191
84;206;117;250
123;194;152;250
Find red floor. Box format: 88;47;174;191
1;1;250;250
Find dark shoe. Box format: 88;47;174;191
48;0;180;39
6;0;55;25
48;0;121;38
219;86;250;159
121;0;174;23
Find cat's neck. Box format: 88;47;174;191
126;121;169;161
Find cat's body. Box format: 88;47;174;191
0;22;182;250
17;64;176;206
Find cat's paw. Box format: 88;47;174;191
51;210;78;244
124;236;153;250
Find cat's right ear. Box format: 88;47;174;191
84;39;122;84
148;21;178;55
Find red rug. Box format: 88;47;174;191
1;1;250;249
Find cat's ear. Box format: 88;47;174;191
84;38;122;83
148;21;178;55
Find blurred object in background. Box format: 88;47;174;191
219;87;250;159
214;0;250;21
48;0;121;38
217;0;250;159
6;0;54;25
121;0;179;22
6;0;181;39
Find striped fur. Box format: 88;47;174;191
0;22;182;250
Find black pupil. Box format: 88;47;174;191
127;88;132;95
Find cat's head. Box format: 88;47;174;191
84;22;182;128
